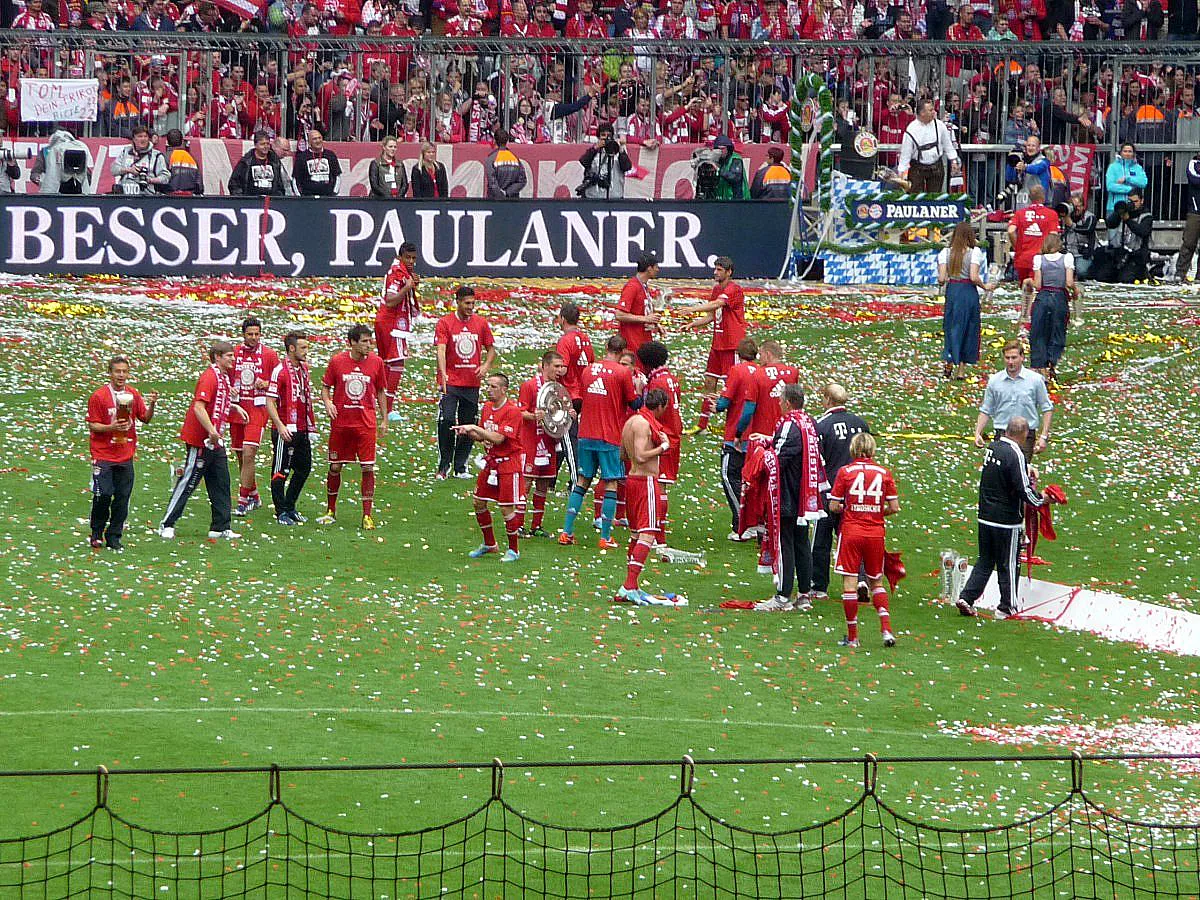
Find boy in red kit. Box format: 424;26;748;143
86;355;158;550
231;317;280;517
456;373;527;563
636;341;681;545
159;341;249;541
614;252;662;357
376;241;421;424
616;387;671;605
680;256;746;435
435;286;497;480
828;433;900;648
518;351;569;537
318;324;388;530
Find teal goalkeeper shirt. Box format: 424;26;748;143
979;367;1053;430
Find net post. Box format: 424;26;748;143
863;754;878;797
680;755;695;798
490;758;504;801
1070;751;1084;794
268;764;282;804
95;765;109;809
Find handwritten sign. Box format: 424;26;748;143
19;79;99;123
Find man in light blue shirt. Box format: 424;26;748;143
973;340;1054;462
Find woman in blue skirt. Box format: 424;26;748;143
937;223;996;381
1022;232;1074;382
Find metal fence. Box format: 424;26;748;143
3;34;1199;218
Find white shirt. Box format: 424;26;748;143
1033;251;1075;271
937;246;986;279
898;118;958;174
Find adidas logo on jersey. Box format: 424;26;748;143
587;380;609;396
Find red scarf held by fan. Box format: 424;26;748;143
739;438;782;586
1025;481;1068;579
781;409;828;522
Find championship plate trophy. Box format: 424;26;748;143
940;550;969;603
112;390;134;445
536;381;573;442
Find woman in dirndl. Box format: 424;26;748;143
1023;232;1074;382
937;222;995;380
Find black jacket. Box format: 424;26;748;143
292;147;341;197
815;407;871;487
1063;208;1097;260
227;149;287;196
977;437;1043;527
410;161;449;198
1186;157;1200;216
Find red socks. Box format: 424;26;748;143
476;509;496;547
531;490;547;530
842;592;859;642
697;396;715;431
623;540;651;590
361;469;376;518
872;588;890;632
505;513;523;553
326;470;341;513
615;480;626;521
384;364;403;414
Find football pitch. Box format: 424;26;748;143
0;273;1197;896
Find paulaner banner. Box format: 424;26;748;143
0;197;791;279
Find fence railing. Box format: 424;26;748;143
0;753;1197;898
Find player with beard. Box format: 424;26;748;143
435;286;497;480
555;301;595;481
616;388;671;604
518;350;570;537
636;340;681;546
375;241;421;424
680;256;747;435
457;373;527;563
318;325;388;530
713;337;758;539
265;331;316;526
231;318;280;517
614;253;662;357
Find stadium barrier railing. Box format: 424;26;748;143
0;752;1197;898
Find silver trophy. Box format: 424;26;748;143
536;381;573;441
656;545;706;567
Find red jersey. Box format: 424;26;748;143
180;365;234;448
617;275;653;354
322;351;386;430
719;361;758;442
233;343;280;408
479;399;525;474
435;313;495;389
517;374;561;465
830;459;898;538
710;280;746;352
555;328;595;401
377;257;418;332
645;365;682;447
87;384;148;464
745;362;800;436
1011;204;1060;269
267;359;316;432
579;359;637;445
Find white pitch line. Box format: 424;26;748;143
0;706;924;738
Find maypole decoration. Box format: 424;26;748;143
785;73;978;285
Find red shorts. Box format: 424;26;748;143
474;467;525;507
229;405;267;450
374;319;410;364
327;424;376;465
1014;265;1034;285
523;453;559;480
834;531;886;580
658;443;679;484
705;348;735;379
625;474;667;534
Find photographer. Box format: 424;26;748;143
710;135;749;201
577;123;632;201
30;127;93;195
1092;189;1153;284
1173;153;1200;283
109;125;170;196
0;126;20;194
1061;191;1097;281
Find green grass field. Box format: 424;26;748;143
0;274;1197;897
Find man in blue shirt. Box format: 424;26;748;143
973;340;1054;463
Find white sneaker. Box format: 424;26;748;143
727;530;750;542
754;595;793;612
453;472;474;480
793;594;814;612
156;525;175;539
208;529;241;540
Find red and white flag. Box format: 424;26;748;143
212;0;265;19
